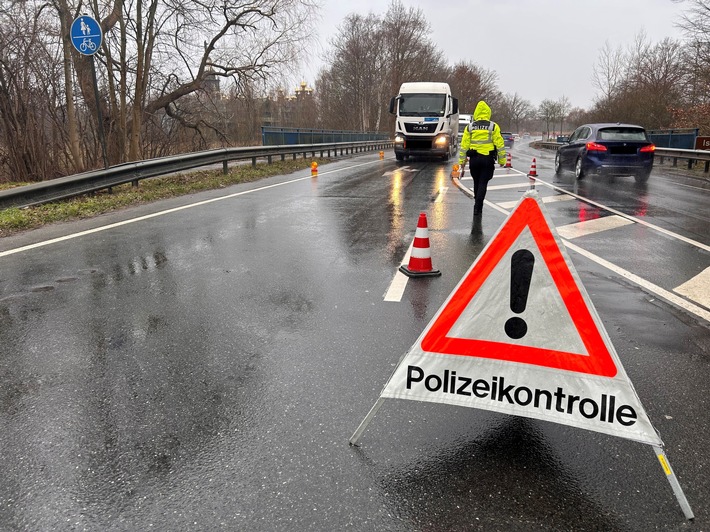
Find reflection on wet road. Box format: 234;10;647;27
1;152;709;530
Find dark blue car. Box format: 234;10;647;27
501;132;515;149
554;123;655;183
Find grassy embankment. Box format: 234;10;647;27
0;158;328;238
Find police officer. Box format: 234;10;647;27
458;100;506;216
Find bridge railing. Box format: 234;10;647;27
0;140;393;211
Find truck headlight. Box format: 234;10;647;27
395;135;405;144
434;135;448;146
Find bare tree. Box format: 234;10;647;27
316;0;448;133
448;61;501;115
51;0;317;164
674;0;710;106
538;99;557;139
0;2;68;181
499;92;534;132
318;13;384;132
381;0;447;98
591;41;626;104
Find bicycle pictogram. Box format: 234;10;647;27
79;38;97;53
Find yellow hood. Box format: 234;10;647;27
473;101;491;121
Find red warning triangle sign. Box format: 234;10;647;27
421;195;618;377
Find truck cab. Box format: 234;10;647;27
389;82;459;161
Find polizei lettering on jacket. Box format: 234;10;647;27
405;365;638;426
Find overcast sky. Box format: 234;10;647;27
300;0;688;110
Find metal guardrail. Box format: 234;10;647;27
654;147;710;173
0;140;393;211
536;142;710;174
261;127;388;145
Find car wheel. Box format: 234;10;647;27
574;157;585;179
634;169;651;183
554;152;562;174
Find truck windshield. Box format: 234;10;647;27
398;94;446;117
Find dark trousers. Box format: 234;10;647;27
468;151;495;214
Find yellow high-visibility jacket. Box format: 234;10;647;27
458;100;506;166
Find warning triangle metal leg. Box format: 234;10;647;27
349;397;385;446
652;445;694;520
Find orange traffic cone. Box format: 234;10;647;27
450;163;461;179
527;158;538;177
505;153;512;168
399;213;441;278
311;161;318;177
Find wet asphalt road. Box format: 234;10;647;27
1;146;709;531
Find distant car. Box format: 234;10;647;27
554;123;655;183
501;132;514;149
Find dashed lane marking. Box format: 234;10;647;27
674;267;710;310
530;176;710;253
384;240;413;302
451;177;710;323
556;215;634;240
497;194;574;210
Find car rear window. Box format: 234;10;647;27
598;128;647;141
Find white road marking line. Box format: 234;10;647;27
384;241;414;302
564;240;710;323
0;159;381;259
674;267;710;310
488;182;532;191
434;186;449;203
543;194;576;203
556;215;634;240
497;194;574;209
449;175;710;323
531;176;710;253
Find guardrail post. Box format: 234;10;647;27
705;161;709;173
223;160;228;175
268;155;272;164
251;157;256;167
673;157;678;167
281;154;285;162
688;158;693;170
292;153;296;161
131;180;139;188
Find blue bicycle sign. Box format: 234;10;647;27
70;16;102;56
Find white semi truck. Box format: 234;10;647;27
389;82;459;161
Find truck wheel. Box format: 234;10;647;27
395;153;404;161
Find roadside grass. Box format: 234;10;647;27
0;158;328;238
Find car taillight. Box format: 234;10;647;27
640;144;656;153
586;142;607;152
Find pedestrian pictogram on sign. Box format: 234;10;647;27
350;190;693;520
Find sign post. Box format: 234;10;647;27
70;16;108;169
